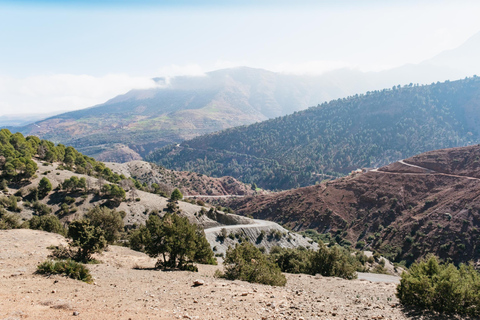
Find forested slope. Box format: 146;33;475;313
148;77;480;190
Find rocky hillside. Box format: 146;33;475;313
0;130;313;254
226;144;480;266
149;77;480;190
105;160;260;197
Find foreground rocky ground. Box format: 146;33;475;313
0;229;470;320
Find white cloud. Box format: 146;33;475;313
0;74;158;116
272;60;355;75
156;64;206;78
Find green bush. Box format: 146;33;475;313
310;243;358;279
269;246;313;274
133;213;216;270
85;206;124;244
397;255;480;316
38;177;52;198
170;188;183;201
221;242;286;286
0;208;20;229
36;259;93;283
31;201;52;216
68;219;107;262
29;214;65;235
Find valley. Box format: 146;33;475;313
148;77;480;190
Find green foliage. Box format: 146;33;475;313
29;215;65;235
268;244;359;279
101;184;126;201
128;225;149;252
36;259;93;283
85;206;124;244
310;243;358;279
31;201;52;216
134;213;215;270
269;246;313;274
397;255;480;316
170;188;183;201
38;177;52;198
299;229;326;244
0;195;21;212
61;176;86;192
221;242;286;286
148;77;480;190
67;219;107;262
0;208;20;229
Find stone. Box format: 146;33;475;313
193;280;205;286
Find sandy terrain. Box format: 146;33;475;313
0;229;466;320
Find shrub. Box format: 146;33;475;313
269;246;313;274
0;195;21;212
128;225;149;252
29;215;65;235
31;201;52;216
36;259;93;283
0;208;20;229
38;177;52;198
355;241;366;249
68;219;107;262
139;213;216;270
64;196;75;205
221;242;286;286
85;206;124;244
397;255;480;316
170;188;183;201
310;243;358;279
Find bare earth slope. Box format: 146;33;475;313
0;229;452;320
105;160;259;197
228;145;480;266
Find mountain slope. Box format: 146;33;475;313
226;144;480;266
105;160;260;197
16;67;374;162
148;77;480;190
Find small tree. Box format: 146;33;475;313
170;188;183;201
222;242;286;286
86;206;124;244
29;214;65;235
68;219;107;262
143;213;215;270
38;177;52;198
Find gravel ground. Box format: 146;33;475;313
0;229;469;320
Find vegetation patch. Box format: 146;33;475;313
36;259;93;283
397;255;480;317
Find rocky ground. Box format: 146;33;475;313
0;229;470;320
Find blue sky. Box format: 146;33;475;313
1;0;480;116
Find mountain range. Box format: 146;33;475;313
10;31;480;164
148;76;480;190
14;67;371;162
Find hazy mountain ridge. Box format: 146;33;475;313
15;67;374;161
148;77;480;190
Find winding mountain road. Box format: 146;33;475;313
184;195;246;199
373;159;480;181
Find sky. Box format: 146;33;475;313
1;0;480;116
